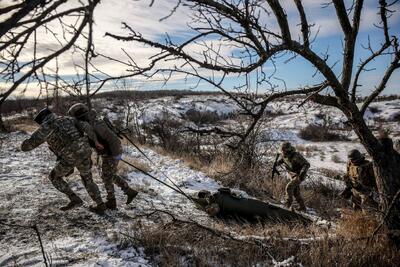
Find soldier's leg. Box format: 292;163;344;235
360;192;379;212
351;189;362;210
102;156;137;206
75;157;104;207
101;156;117;202
50;161;83;210
293;183;306;211
285;178;297;208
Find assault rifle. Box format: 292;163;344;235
271;153;281;180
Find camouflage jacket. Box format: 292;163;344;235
88;116;122;157
344;160;376;191
277;151;310;178
21;113;97;158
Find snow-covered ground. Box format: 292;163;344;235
0;131;227;266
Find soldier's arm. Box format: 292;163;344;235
75;119;98;143
276;155;284;166
298;153;310;178
97;120;122;156
362;162;377;189
75;119;105;151
21;123;52;151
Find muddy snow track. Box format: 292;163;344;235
0;132;219;266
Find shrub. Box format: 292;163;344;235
391;112;400;122
331;154;342;163
184;108;221;125
368;106;381;114
299;124;349;142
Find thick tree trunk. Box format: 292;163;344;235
347;107;400;244
0;107;8;132
373;148;400;244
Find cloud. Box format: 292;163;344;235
2;0;399;98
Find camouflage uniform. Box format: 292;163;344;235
68;104;137;208
344;158;378;211
21;113;104;208
277;142;310;211
91;114;138;206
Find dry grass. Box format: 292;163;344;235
121;209;400;267
117;155;152;176
5;117;38;133
124;121;400;266
316;167;344;179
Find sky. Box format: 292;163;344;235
0;0;399;98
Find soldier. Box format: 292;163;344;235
276;142;310;211
68;103;138;210
341;149;378;211
193;188;311;224
21;108;106;214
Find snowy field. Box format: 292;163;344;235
1;95;399;266
0;131;224;266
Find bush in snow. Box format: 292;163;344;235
390;112;400;122
368;106;381;114
299;124;349;142
143;112;184;151
184;108;221;125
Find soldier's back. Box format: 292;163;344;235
46;116;88;156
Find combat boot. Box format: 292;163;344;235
60;195;83;211
284;200;292;209
89;203;106;215
297;203;307;212
126;188;138;205
105;198;117;210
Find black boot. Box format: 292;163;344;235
105;198;117;210
126;188;138;205
60;195;83;211
89;203;106;215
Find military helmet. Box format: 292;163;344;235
280;141;295;153
68;103;89;119
348;149;364;161
198;190;211;199
34;107;52;124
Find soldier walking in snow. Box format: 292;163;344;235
341;149;378;211
21;108;106;214
276;142;310;211
68;103;138;210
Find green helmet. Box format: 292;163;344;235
348;149;364;161
68;103;89;119
34;107;52;124
280;142;295;153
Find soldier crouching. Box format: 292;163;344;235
341;149;378;212
276;142;310;211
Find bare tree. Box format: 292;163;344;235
105;0;400;242
0;0;101;127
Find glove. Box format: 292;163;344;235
95;142;104;151
114;154;122;161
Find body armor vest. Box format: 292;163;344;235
47;117;83;154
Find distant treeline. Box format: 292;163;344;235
0;90;224;115
1;89;398;115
